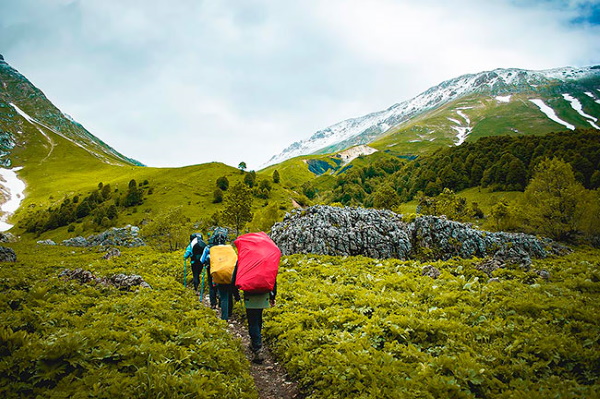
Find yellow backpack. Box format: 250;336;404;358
209;245;237;284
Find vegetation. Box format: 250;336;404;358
0;244;257;398
319;129;600;207
265;251;600;398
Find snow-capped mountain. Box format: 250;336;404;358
263;65;600;167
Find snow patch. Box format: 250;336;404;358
563;94;600;129
0;167;26;231
457;110;471;125
335;145;378;164
584;91;600;104
529;99;575;130
447;117;461;125
452;126;471;146
496;95;511;103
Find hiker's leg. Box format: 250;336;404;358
246;308;263;351
191;262;201;291
207;269;217;307
218;285;230;321
227;286;234;318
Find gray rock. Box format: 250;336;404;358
62;225;145;247
0;232;17;243
62;236;89;247
271;205;564;262
271;205;412;259
102;247;121;260
0;246;16;262
59;268;151;290
37;239;57;246
421;265;441;279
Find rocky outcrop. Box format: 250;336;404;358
0;246;16;262
59;268;151;290
271;205;412;259
270;205;567;261
0;232;17;243
37;239;57;245
62;225;145;247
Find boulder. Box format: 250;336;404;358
59;268;151;290
102;247;121;260
271;205;412;259
61;225;145;247
37;239;57;245
271;205;564;262
0;246;16;262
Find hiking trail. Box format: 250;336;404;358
200;293;304;399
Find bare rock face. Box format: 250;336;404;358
270;205;567;262
270;205;412;259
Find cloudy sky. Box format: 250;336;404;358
1;0;599;169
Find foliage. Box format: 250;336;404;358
141;207;189;251
221;183;254;236
21;181;151;236
213;188;224;204
272;169;280;184
0;244;257;398
238;162;247;173
216;176;229;191
520;158;595;241
321;129;600;208
244;171;257;188
265;251;600;398
416;188;473;222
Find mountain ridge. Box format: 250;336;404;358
263;65;600;167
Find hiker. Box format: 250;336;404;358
201;227;236;320
239;282;276;364
233;232;281;364
183;233;217;307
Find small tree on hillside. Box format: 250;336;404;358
238;162;247;173
216;176;229;191
521;158;587;241
221;182;253;236
272;170;280;184
141;207;189;252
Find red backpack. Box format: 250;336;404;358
234;232;280;293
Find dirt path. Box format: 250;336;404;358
200;294;304;399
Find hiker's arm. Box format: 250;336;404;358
183;245;192;259
200;246;209;264
231;264;241;301
270;282;277;303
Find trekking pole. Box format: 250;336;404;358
183;259;187;288
200;267;206;302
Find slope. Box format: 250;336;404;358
264;66;600;166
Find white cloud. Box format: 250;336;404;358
1;0;599;169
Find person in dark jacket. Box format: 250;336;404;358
183;233;216;307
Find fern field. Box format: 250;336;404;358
266;252;600;398
0;244;257;398
1;243;598;398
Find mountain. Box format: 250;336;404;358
264;65;600;167
0;54;142;169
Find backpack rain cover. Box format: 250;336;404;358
210;245;237;284
234;232;280;293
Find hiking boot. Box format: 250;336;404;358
252;348;264;364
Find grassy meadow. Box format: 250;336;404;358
1;241;598;398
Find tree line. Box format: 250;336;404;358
320;129;600;208
22;179;150;235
